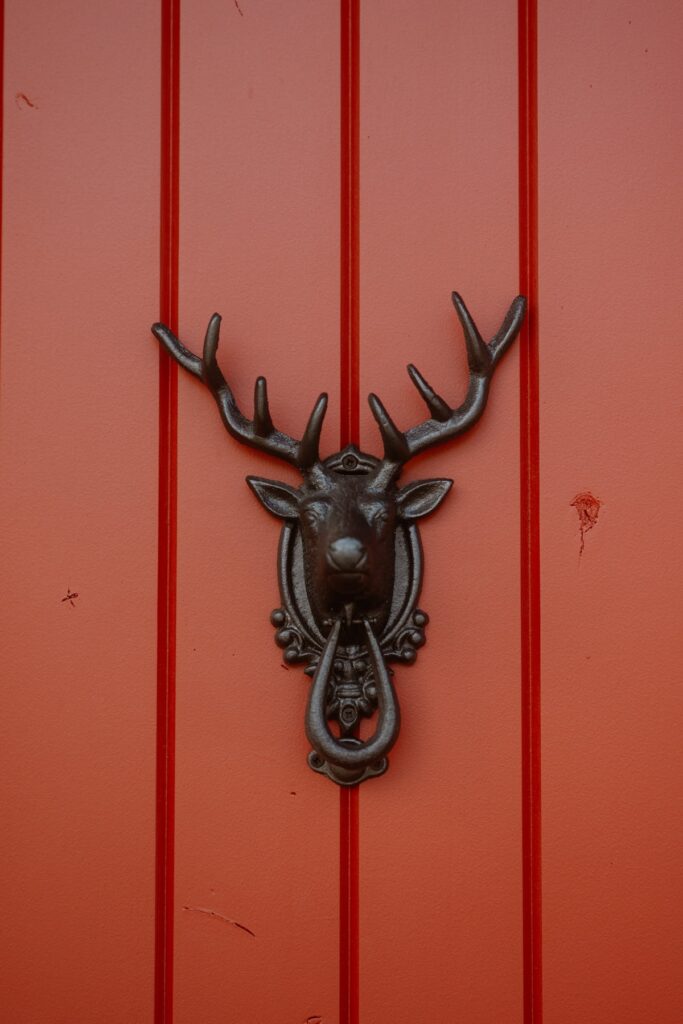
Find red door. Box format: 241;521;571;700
1;2;681;1022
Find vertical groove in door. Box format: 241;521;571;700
340;2;360;1023
340;0;359;449
156;0;180;1021
518;1;542;1022
0;0;3;375
339;789;359;1024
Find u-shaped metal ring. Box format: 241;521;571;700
305;618;401;785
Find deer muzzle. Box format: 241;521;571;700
326;537;370;596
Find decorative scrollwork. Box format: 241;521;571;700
269;607;317;666
382;609;429;665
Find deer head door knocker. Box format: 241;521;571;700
152;292;525;785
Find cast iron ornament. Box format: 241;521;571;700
151;291;526;786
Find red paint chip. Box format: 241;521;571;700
571;491;602;556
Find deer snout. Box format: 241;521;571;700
327;537;368;573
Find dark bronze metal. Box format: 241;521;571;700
151;291;525;785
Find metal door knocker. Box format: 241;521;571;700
151;291;525;785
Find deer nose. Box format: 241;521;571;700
327;537;367;572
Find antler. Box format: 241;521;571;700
151;314;328;472
368;292;526;469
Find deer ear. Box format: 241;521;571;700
246;476;301;519
397;478;453;521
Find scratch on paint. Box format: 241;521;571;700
15;92;38;110
234;0;244;15
570;491;602;557
182;905;255;938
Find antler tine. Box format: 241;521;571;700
150;314;327;472
489;294;526;362
253;377;274;437
299;393;329;469
367;292;526;469
152;321;204;378
368;393;411;464
406;364;451;422
451;291;492;375
203;311;221;366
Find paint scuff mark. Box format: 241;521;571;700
234;0;244;15
182;905;255;938
570;491;602;556
16;92;38;110
305;1017;323;1024
61;587;79;607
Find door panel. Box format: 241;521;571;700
538;3;683;1022
0;1;159;1019
358;2;523;1021
173;3;340;1020
1;3;682;1022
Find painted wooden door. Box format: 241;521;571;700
1;2;681;1022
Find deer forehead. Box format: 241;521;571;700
300;476;393;506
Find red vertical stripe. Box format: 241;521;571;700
340;0;360;450
339;786;359;1024
340;3;360;1024
0;0;3;377
156;1;180;1021
518;1;542;1022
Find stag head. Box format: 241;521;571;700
247;451;451;641
151;291;525;785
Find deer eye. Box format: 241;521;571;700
372;508;390;527
302;503;329;527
